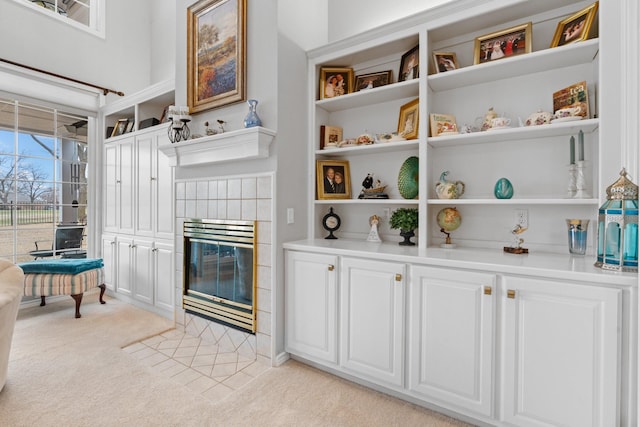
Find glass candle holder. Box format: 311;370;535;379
566;219;589;255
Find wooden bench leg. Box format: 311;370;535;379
71;293;83;318
99;284;106;304
40;296;46;307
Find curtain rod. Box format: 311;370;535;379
0;58;124;97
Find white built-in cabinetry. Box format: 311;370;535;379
287;0;637;425
100;80;175;319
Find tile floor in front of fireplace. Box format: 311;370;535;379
123;329;270;403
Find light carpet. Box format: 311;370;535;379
0;295;474;426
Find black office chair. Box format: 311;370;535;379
29;226;87;259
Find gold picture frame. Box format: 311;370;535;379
316;160;352;200
354;70;393;91
111;118;129;138
474;22;532;65
319;67;354;100
187;0;247;114
398;98;419;140
432;52;459;74
550;2;599;48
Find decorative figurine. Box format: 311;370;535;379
504;224;529;254
358;173;388;199
494;177;514;199
204;121;217;136
366;214;382;242
217;119;226;133
435;171;465;199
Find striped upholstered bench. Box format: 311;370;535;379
19;258;106;318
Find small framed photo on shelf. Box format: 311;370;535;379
399;45;419;82
354;70;393;91
550;2;599;48
432;52;459;73
316;160;352;200
319;67;353;100
398;98;419;140
320;125;343;149
125;121;135;133
111;118;129;138
429;113;459;137
474;22;532;64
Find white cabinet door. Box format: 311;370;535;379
132;238;154;305
153;241;174;313
117;137;135;234
409;266;495;417
154;135;174;240
101;235;117;291
135;133;154;237
285;250;338;364
115;236;133;296
501;276;621;427
340;257;405;387
103;143;118;233
135;129;173;240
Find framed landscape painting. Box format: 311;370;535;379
187;0;247;114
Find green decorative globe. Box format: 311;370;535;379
437;207;461;233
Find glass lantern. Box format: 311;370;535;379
594;168;639;272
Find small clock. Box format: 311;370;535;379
322;207;341;239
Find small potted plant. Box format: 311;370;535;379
390;208;419;246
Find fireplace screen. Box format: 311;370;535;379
183;219;256;333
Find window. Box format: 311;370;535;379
12;0;104;37
0;98;90;263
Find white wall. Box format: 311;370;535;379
327;0;455;42
0;0;155;100
277;0;328;50
150;1;177;83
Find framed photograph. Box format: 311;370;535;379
399;45;419;82
354;70;393;91
474;22;532;65
432;52;459;74
320;67;354;100
429;113;459;137
125;121;135;133
159;105;171;123
316;160;352;200
398;98;419;140
187;0;246;114
550;2;599;48
111;119;129;138
320;125;343;149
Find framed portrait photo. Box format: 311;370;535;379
316;160;352;200
187;0;247;114
319;67;354;100
354;70;393;91
432;52;459;74
474;22;532;65
550;2;599;48
399;45;419;82
320;125;343;150
398;98;419;140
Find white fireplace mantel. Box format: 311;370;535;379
158;126;276;167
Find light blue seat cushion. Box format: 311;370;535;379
18;258;104;275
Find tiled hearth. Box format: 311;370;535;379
123;329;270;402
174;174;273;365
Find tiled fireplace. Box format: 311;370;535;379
174;175;273;364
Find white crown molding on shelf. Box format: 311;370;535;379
158;126;276;168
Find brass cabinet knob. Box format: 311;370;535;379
328;265;334;271
484;286;492;296
395;273;402;282
507;289;516;299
